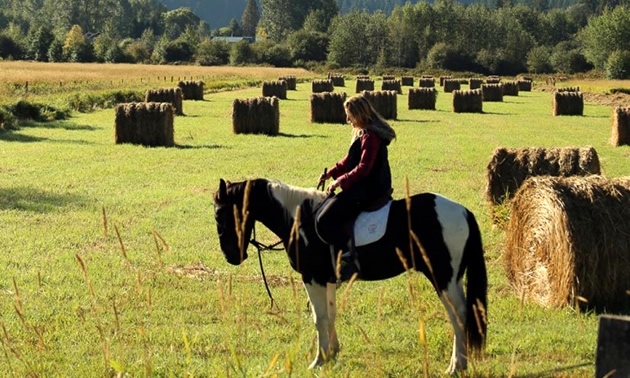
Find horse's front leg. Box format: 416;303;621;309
326;282;340;357
304;280;330;369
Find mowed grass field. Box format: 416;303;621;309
1;67;629;376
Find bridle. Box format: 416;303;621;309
249;223;283;310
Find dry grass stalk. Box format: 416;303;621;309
401;76;414;86
419;78;435;88
486;75;501;84
517;80;532;92
101;205;108;237
481;84;504;102
327;73;345;87
452;89;483;113
361;90;397;120
355;79;374;93
114;102;175;147
339;272;358;311
469;78;483;90
312;79;334;93
310;92;347;124
381;79;402;94
177;80;204;100
611;107;630;146
232;97;280;135
502;81;519;96
408;88;437;110
152;231;163;268
439;76;452;86
262;80;288;100
278;75;296;90
145;88;183;115
505;176;630;309
443;79;461;93
484;145;601;205
553;92;583;116
114;224;129;261
152;229;170;251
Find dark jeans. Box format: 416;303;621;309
314;190;364;249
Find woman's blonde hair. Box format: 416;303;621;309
344;95;396;143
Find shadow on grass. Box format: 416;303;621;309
513;362;592;378
175;144;227;149
275;132;324;139
0;131;48;143
482;111;517;115
21;120;100;131
0;186;89;213
396;119;440;123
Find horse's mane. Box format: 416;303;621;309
267;180;327;218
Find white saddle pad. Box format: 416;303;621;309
353;200;392;247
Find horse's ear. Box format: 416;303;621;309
217;179;227;200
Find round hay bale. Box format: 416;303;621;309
361;90;397;120
469;78;483;90
262;80;288;99
505;175;630;309
443;79;460;93
484;146;601;206
553;92;583;116
381;79;402;94
232;97;279;136
356;75;370;80
502;81;519;96
310;92;348;124
611;107;630;146
556;86;580;92
452;89;483;113
517;80;532;92
481;83;504;102
278;75;296;90
408;88;437;110
114;102;174;147
421;75;434;79
327;73;345;87
356;79;374;93
419;78;435;88
401;76;414;86
382;75;395;81
439;76;452;86
145;88;183;116
312;79;334;93
177;81;204;100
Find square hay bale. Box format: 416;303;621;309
232;97;279;136
145;88;183;116
401;76;414;86
443;79;460;93
484;146;601;206
556;86;580;92
469;78;483;90
355;79;374;93
177;81;204;100
327;73;345;87
611;107;630;146
312;79;334;93
310;92;347;124
262;80;288;99
439;76;452;86
278;75;296;90
382;75;395;81
114;102;174;147
381;79;402;94
481;83;504;102
452;89;483;113
361;90;397;120
505;176;630;309
553;91;583;116
502;81;519;96
517;80;532;92
408;88;437;110
419;78;435;88
486;75;501;84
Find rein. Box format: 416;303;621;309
249;223;283;310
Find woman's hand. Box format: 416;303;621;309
318;172;328;188
326;180;338;194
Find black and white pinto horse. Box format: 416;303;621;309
213;178;487;374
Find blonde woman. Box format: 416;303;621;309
316;94;396;280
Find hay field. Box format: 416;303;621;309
0;70;629;376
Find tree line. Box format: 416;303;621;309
0;0;629;78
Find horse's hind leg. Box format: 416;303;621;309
304;281;330;369
441;280;467;375
326;282;340;357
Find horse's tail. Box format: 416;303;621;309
464;210;487;354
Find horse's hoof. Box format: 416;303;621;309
308;358;324;369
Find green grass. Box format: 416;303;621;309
0;78;628;376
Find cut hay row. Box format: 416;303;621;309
278;75;296;90
382;75;395;81
452;89;483;113
486;75;501;84
310;92;347;124
469;78;483;90
262;80;288;99
556;86;580;92
361;90;397;120
505;175;630;309
553;92;583;116
502;81;519;96
517;80;532;92
611;107;630;146
439;76;452;86
177;81;204;100
381;79;402;94
232;97;279;136
484;146;601;205
312;79;334;93
328;73;345;87
481;83;503;102
145;88;183;116
114;102;174;147
356;79;374;93
419;78;435;88
408;88;437;110
401;76;414;86
443;79;461;93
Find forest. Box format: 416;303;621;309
0;0;629;77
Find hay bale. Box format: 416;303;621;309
114;102;174;147
361;90;397;120
452;89;483;113
177;81;204;100
439;76;452;86
421;75;434;79
312;79;334;93
484;146;601;205
356;79;374;93
505;175;630;309
486;75;501;84
481;83;504;102
517;80;532;92
408;88;437;110
356;75;370;80
469;78;483;90
419;78;435;88
310;92;347;124
401;76;414;86
382;75;395;81
443;79;460;93
232;97;279;136
145;88;183;116
502;81;519;96
262;80;288;99
278;75;296;90
381;79;402;94
556;86;580;92
611;107;630;146
328;73;345;87
553;92;583;116
519;76;533;82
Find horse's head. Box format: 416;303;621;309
213;179;254;265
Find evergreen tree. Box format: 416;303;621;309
241;0;260;37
